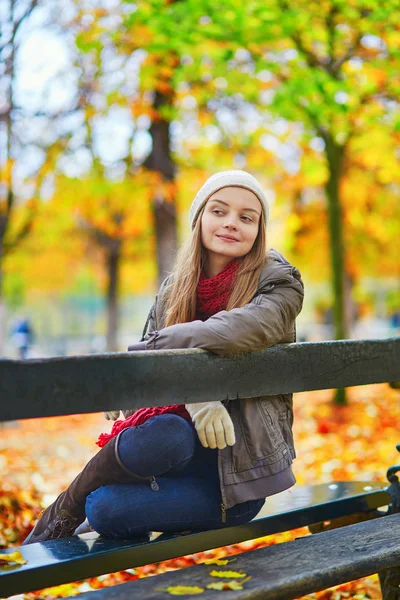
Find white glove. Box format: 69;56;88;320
104;409;137;420
104;410;120;421
121;409;136;419
185;401;236;450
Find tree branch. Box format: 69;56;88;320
2;202;37;256
331;33;362;74
326;4;337;66
276;0;321;69
10;0;39;47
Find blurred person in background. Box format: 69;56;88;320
10;316;34;359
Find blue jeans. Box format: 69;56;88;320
86;414;265;538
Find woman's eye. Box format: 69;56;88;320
211;209;252;222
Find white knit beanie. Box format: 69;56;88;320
189;170;269;229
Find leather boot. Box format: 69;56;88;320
23;431;158;545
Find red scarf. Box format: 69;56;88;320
196;259;240;320
96;259;240;447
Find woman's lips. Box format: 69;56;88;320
217;235;239;243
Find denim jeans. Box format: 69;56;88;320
86;414;265;538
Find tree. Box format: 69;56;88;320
75;5;180;286
170;0;400;403
0;0;75;353
69;173;157;351
1;0;40;353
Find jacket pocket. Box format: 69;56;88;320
232;398;289;472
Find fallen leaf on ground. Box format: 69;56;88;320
0;550;27;565
209;570;247;578
157;585;204;595
204;558;236;566
207;576;251;591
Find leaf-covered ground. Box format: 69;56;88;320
1;384;399;599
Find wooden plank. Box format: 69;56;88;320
0;338;399;421
76;513;400;600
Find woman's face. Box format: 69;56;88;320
200;186;262;261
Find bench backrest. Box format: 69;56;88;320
1;338;399;422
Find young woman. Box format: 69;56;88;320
24;170;304;544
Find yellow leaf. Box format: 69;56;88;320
204;558;230;566
209;570;247;578
207;580;248;591
0;551;27;565
158;585;204;595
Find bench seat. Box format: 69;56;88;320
0;481;390;597
76;511;400;600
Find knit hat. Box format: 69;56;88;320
189;170;269;229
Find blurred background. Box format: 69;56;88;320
1;0;399;361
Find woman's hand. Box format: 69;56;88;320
185;401;236;449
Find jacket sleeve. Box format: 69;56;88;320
140;301;157;341
139;275;171;341
145;268;304;356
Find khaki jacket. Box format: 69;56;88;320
140;249;305;510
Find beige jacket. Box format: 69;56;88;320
140;248;305;510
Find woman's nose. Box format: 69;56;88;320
223;219;238;230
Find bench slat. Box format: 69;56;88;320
76;512;400;600
1;338;399;421
0;482;389;597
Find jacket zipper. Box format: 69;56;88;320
220;503;227;523
150;476;159;491
232;397;238;473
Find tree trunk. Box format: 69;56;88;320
0;259;5;356
154;196;178;285
106;242;121;352
344;272;358;335
1;0;15;355
144;90;178;286
323;134;347;405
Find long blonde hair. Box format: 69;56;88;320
164;200;268;327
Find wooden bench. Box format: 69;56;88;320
1;338;399;599
74;513;400;600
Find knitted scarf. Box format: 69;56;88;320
195;259;240;320
96;259;240;448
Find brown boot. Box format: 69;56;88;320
23;431;156;545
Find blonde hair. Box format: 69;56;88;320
164;201;268;327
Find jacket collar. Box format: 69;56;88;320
258;248;296;291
